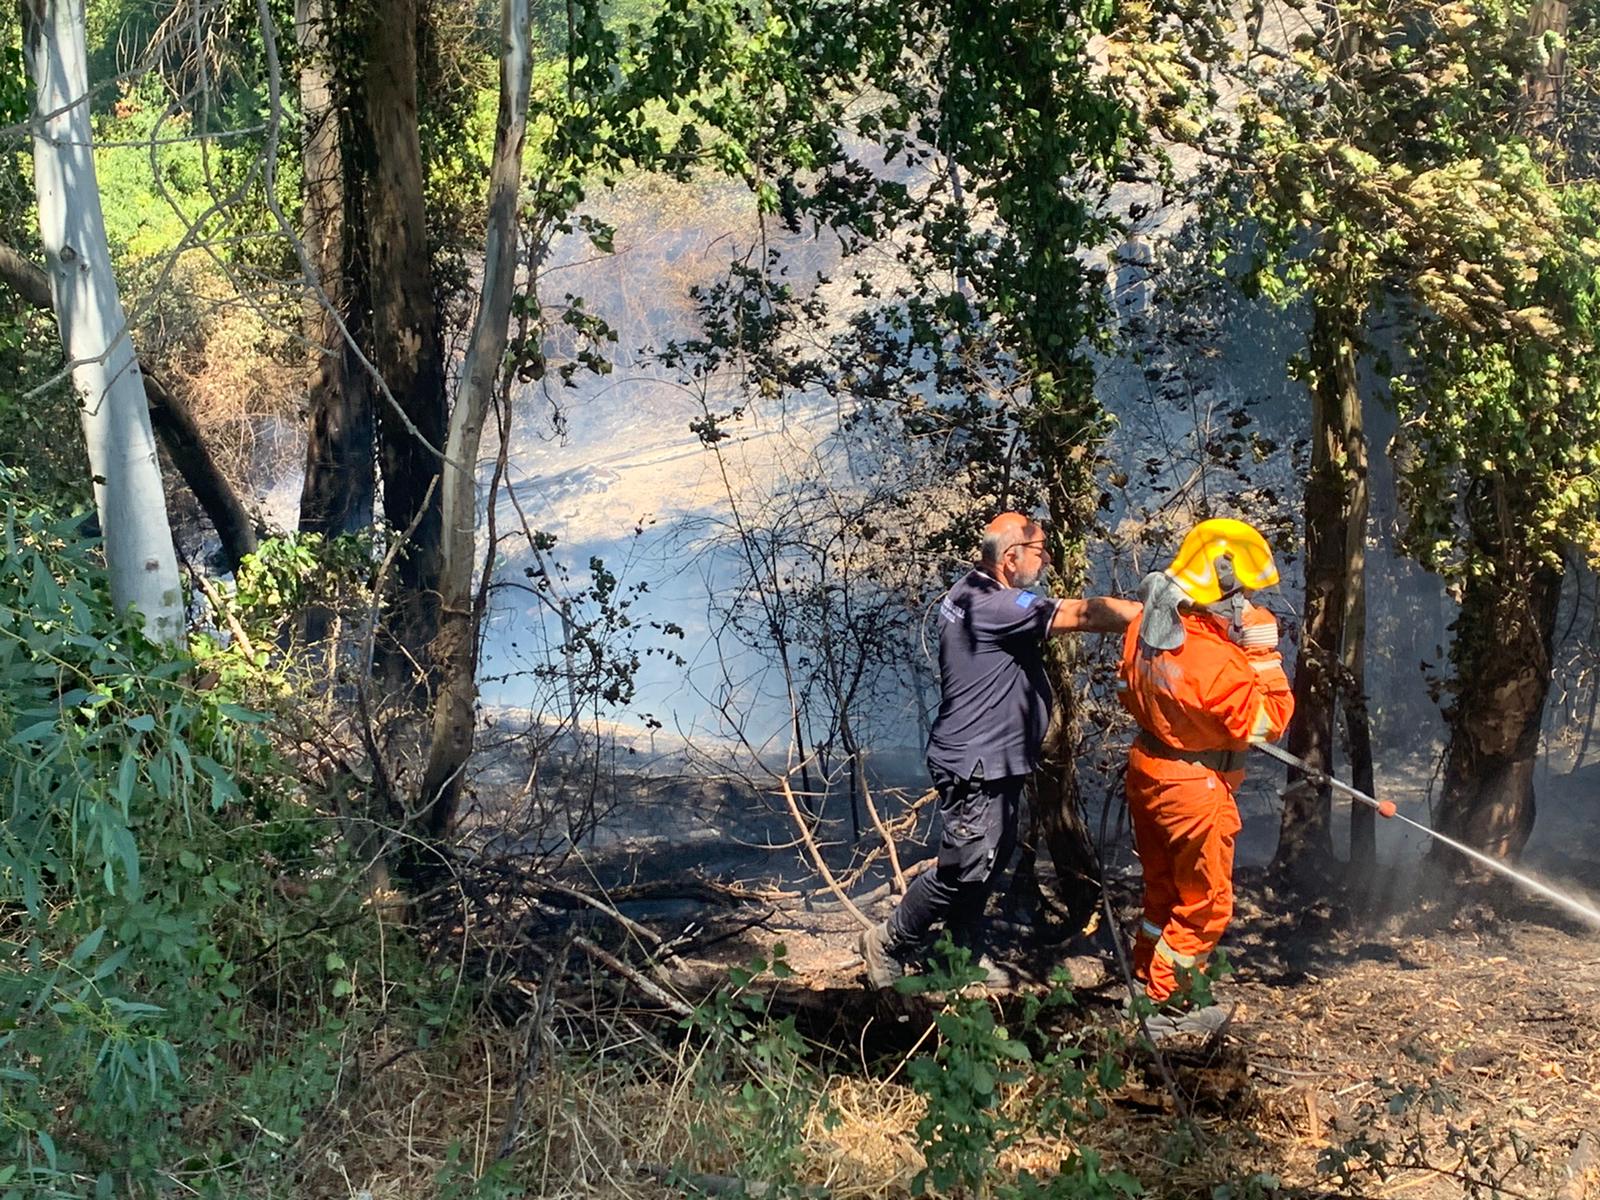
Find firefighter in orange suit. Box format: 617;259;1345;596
1117;518;1294;1009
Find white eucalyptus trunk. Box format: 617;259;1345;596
417;0;534;835
21;0;183;645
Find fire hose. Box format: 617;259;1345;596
1251;740;1600;929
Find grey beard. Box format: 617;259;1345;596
1013;566;1049;592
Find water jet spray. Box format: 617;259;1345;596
1252;740;1600;930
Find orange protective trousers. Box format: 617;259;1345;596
1118;611;1294;1003
1126;748;1243;1003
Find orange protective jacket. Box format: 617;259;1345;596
1118;610;1293;759
1117;609;1294;1001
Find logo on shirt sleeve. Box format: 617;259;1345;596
1015;591;1037;607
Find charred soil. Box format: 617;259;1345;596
326;842;1600;1200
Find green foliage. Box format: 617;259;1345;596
90;75;215;259
1005;1152;1144;1200
897;945;1144;1198
722;0;1157;563
680;945;824;1197
1214;0;1600;581
898;941;1035;1195
435;1141;528;1200
1394;185;1600;579
0;313;88;505
1230;1;1556;309
0;476;418;1196
0;34;27;125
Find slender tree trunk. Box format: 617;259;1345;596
143;372;258;572
1341;450;1376;871
0;238;257;573
1274;286;1368;879
20;0;182;644
296;0;374;541
1527;0;1569;133
1036;471;1108;928
359;0;446;683
416;0;534;840
1032;658;1103;927
1432;489;1563;861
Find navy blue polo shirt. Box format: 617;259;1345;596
926;568;1060;780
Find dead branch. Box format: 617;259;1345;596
573;935;695;1020
776;770;871;930
535;879;678;962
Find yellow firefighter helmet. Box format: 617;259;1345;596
1166;518;1280;604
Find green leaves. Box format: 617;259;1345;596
0;482;379;1195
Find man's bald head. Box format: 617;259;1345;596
980;512;1038;567
979;512;1050;589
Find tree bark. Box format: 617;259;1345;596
358;0;446;682
1340;447;1376;872
1031;660;1103;929
1274;286;1368;879
1425;1;1573;866
416;0;534;840
20;0;183;643
296;0;374;541
0;238;257;573
1526;0;1569;133
142;373;259;572
1432;490;1563;861
1032;500;1106;928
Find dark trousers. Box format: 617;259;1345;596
887;764;1024;955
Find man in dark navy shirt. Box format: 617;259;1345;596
861;512;1139;988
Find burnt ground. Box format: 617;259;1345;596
445;737;1600;1197
601;864;1600;1198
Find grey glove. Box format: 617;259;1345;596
1137;571;1188;652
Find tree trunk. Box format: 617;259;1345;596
416;0;534;841
296;0;374;542
1033;499;1105;929
1425;2;1571;866
0;238;257;573
1526;1;1569;133
359;0;446;682
142;372;259;572
1432;491;1563;861
20;0;183;644
1274;287;1368;879
1341;466;1376;872
1031;658;1103;929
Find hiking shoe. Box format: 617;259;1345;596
973;954;1012;990
1141;1004;1231;1043
859;921;906;990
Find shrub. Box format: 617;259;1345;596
0;474;410;1197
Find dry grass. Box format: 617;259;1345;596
285;876;1600;1200
291;994;1213;1200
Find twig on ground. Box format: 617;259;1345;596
536;879;677;961
811;857;935;913
497;943;564;1160
574;935;696;1019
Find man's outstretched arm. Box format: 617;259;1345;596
1051;596;1142;634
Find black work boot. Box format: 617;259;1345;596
859;921;908;989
